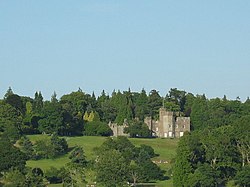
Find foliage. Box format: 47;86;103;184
0;102;22;141
234;166;250;186
0;137;27;172
33;91;44;113
148;89;162;119
38;102;64;134
95;137;164;185
173;123;249;186
124;120;151;138
84;121;112;136
45;167;63;184
68;146;87;167
33;134;68;159
5;94;25;115
3;168;26;187
2;167;47;187
1;87;250;186
19;136;34;159
25;167;47;187
83;111;100;122
26;135;178;186
186;164;219;187
95;149;129;187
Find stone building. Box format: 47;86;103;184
109;108;190;138
144;108;190;138
108;121;129;137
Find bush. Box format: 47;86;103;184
45;167;63;184
84;121;112;136
33;134;68;159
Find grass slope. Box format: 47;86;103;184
27;135;178;186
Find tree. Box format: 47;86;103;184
186;164;219;187
5;94;25;115
134;88;149;120
3;168;26;187
183;93;195;116
96;90;115;122
33;135;68;159
45;167;63;184
63;146;88;186
114;91;132;125
51;91;58;103
124;120;151;138
69;146;87;167
20;136;34;159
134;148;164;182
0;102;22;141
84;121;113;136
0;137;27;172
50;134;68;157
234;166;250;187
38;101;64;134
166;88;186;112
4;86;14;99
128;161;142;185
25;167;47;187
33;91;44;113
139;144;157;158
94;137;164;185
95;149;129;187
148;90;162;119
233;116;250;167
173;134;195;186
60;90;91;117
113;136;136;162
190;94;209;130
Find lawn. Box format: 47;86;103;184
27;135;178;186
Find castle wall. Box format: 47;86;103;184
109;108;191;138
175;117;190;138
108;122;129;137
156;108;190;138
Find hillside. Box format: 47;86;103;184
27;135;179;186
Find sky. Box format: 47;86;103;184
0;1;250;100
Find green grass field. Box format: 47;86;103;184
27;135;178;187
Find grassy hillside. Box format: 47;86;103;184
27;135;178;186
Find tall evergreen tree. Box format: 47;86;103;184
148;89;162;119
4;86;14;100
33;91;44;113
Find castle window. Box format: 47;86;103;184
180;132;184;137
168;131;172;137
156;127;159;132
164;133;168;137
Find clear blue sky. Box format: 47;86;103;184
1;1;250;100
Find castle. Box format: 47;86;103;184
144;108;190;138
108;121;129;137
109;108;191;138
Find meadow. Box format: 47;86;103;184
27;135;178;187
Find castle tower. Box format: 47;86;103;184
156;108;190;138
159;108;175;138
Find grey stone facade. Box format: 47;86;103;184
109;108;190;138
108;122;129;137
144;108;190;138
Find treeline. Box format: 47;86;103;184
171;95;250;185
1;87;250;140
1;87;250;186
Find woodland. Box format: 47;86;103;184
0;87;249;186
